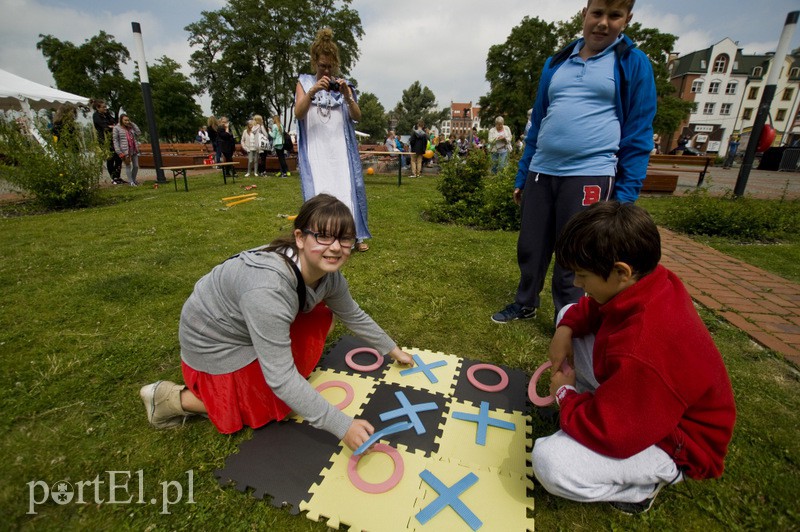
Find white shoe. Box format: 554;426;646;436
139;380;187;429
245;173;250;177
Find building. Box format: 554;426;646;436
667;38;800;156
441;101;481;138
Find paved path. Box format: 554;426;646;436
659;228;800;366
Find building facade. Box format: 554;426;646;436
441;101;481;138
668;38;800;156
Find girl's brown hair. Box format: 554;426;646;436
263;194;356;255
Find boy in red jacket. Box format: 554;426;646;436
531;201;736;514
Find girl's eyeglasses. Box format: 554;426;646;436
302;229;356;249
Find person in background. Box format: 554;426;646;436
488;116;512;173
295;27;371;252
113;113;142;186
385;130;398;152
409;120;427;178
491;0;657;324
252;115;269;176
241;120;258;177
217;119;238;179
207;116;221;164
722;134;739;169
92;99;123;184
139;194;414;451
271;115;290;178
196;125;210;144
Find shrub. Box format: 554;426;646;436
427;149;520;231
0;115;104;209
661;186;800;241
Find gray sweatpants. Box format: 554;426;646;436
531;305;682;503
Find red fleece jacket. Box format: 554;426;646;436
557;265;736;479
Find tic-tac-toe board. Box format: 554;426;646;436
216;335;535;531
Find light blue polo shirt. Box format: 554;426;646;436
531;37;621;177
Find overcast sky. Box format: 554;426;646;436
2;0;799;116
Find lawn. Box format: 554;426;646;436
1;173;799;530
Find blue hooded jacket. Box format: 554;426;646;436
516;35;656;203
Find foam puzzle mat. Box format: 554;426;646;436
216;335;535;531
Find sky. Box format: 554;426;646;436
2;0;800;117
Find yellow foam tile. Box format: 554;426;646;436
300;444;429;532
434;398;532;478
383;348;462;396
410;458;534;532
290;369;378;422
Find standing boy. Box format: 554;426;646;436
492;0;656;323
531;201;736;514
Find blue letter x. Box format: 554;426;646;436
379;391;438;435
416;469;482;530
452;401;515;446
399;353;447;383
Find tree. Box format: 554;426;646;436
125;57;205;142
37;31;137;115
353;92;386;143
186;0;363;133
478;17;559;137
390;81;450;136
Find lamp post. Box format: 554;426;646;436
131;22;166;183
734;11;798;197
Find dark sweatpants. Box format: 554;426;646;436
515;172;614;318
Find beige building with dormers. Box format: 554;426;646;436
667;37;800;156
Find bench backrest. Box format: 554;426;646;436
359;143;388;152
649;154;713;166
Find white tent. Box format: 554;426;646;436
0;67;89;111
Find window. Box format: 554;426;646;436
725;82;738;95
720;103;733;115
791;67;800;79
752;66;763;77
742;108;753;120
776;109;786;121
782;88;794;101
713;54;728;73
748;87;759;99
703;102;715;115
700;60;707;69
709;81;720;94
691;80;704;93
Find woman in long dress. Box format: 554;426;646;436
295;27;370;252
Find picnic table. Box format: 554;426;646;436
161;162;238;191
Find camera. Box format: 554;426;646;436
328;80;340;92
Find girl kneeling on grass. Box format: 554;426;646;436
140;194;413;451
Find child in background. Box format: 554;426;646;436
140;194;414;451
532;201;736;514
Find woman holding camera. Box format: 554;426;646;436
295;27;370;252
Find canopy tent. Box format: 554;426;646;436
0;67;89;111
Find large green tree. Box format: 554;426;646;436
354;91;386;143
125;57;205;142
390;81;450;136
479;13;693;141
36;31;137;114
185;0;363;133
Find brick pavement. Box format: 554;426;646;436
659;227;800;366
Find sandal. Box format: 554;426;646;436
356;242;370;252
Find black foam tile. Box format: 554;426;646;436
453;359;531;413
319;335;391;379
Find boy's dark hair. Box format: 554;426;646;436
555;201;660;280
586;0;635;10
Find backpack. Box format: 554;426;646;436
282;131;293;153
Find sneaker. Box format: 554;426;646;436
609;482;667;515
491;303;536;323
139;380;187;429
286;172;291;177
245;173;250;177
130;181;139;186
280;173;288;178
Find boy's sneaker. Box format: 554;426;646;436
139;380;187;429
491;303;536;323
609;481;667;515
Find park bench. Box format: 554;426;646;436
648;153;714;187
162;162;238;192
138;142;212;168
359;144;414;185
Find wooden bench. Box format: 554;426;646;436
641;170;679;194
162;162;238;192
648;154;714;186
359;146;414;185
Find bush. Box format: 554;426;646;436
427;149;520;231
661;186;800;241
0;115;104;209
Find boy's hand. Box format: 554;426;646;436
343;419;375;452
548;325;574;369
549;366;576;397
388;347;414;366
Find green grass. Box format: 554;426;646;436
2;174;799;530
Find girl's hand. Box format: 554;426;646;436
388;347;414;366
343;418;375;452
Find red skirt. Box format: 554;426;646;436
182;303;333;434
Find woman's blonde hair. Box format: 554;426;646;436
310;27;340;75
253;114;264;125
